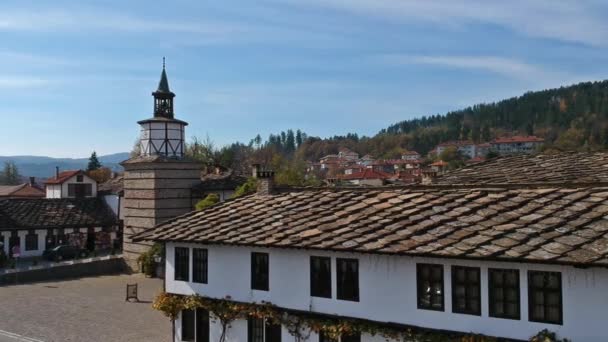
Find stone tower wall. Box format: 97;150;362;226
122;160;202;271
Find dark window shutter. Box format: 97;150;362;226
195;308;210;342
181;309;195;341
175;247;190;281
265;321;282;342
310;256;332;298
248;317;264;342
193;248;208;284
336;258;359;302
251;252;269;291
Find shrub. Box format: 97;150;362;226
233;177;258;198
195;193;220;211
137;243;164;277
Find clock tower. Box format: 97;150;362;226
138;59;186;158
121;60;203;271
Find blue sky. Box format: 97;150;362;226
1;0;608;157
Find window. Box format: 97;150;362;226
76;175;84;182
341;332;361;342
251;252;269;291
528;271;562;324
193;248;208;284
175;247;190;281
451;266;481;315
67;183;92;197
417;263;444;311
489;268;520;320
319;332;337;342
248;317;281;342
181;309;195;341
25;232;38;251
336;258;359;302
195;308;210;342
310;256;331;298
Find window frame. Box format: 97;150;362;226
451;265;481;316
310;256;332;298
174;247;190;282
336;258;359;302
416;263;444;311
192;248;208;284
248;317;281;342
251;252;269;291
488;268;520;320
528;271;563;325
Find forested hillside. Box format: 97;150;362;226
379;80;608;154
207;80;608;176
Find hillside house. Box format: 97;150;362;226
401;150;421;161
338;147;359;161
135;172;608;341
45;169;97;199
490;136;544;155
358;154;375;166
436;141;477;159
337;169;391;186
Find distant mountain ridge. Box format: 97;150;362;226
0;152;130;179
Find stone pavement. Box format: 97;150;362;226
0;274;170;342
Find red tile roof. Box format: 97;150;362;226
44;170;82;185
430;160;448;167
339;169;392;180
491;136;544;144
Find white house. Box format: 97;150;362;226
136;179;608;342
490;136;544;155
401;151;421;161
436;141;477;159
45;169;98;199
0;198;119;257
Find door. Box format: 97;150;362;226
8;235;20;258
195;309;209;342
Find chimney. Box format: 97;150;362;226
55;166;59;179
252;164;275;195
29;177;35;186
421;170;437;185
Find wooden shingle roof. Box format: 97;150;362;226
135;186;608;267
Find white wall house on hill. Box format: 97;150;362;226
45;169;97;199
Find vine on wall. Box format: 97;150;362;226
153;292;571;342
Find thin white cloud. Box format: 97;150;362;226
276;0;608;47
0;9;244;36
379;54;551;81
0;77;51;89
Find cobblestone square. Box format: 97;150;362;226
0;274;170;342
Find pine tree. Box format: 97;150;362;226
1;161;21;185
285;129;296;154
87;151;102;171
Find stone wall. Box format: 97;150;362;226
122;159;202;271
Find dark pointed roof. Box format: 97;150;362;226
156;67;171;93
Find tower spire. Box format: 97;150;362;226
152;58;175;118
157;58;171;93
